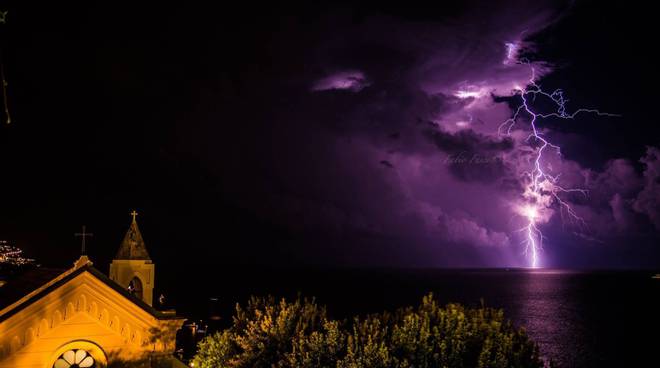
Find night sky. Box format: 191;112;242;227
1;1;658;270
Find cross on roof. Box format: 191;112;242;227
131;210;138;222
74;225;93;255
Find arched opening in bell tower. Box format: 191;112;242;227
127;276;143;301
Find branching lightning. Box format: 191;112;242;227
498;45;619;268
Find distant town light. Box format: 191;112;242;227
0;240;35;266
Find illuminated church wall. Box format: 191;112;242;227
0;266;182;367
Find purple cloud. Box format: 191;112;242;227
188;1;655;266
284;2;588;265
609;193;635;232
312;71;370;92
634;147;660;230
437;210;510;247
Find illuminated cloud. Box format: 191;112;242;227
437;211;510;247
312;71;369;92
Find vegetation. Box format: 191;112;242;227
192;293;546;368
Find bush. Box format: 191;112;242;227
192;293;546;368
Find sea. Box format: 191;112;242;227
160;268;660;367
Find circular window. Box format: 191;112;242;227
53;349;95;368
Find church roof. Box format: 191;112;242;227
0;257;181;323
115;215;151;260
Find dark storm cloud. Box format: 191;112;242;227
633;147;660;230
238;0;572;266
425;128;514;153
139;0;656;268
446;156;511;183
380;160;394;169
152;0;653;267
276;0;658;266
544;149;660;239
609;193;635;232
424;128;514;183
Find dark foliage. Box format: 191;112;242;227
193;293;547;368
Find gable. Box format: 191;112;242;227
0;263;179;323
0;267;183;367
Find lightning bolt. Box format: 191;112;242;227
498;45;619;268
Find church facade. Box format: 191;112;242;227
0;214;185;367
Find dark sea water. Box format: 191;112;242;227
161;268;660;367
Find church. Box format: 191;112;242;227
0;213;186;367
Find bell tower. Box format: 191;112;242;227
110;210;155;306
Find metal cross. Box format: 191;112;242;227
74;225;94;255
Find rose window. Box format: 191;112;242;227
53;349;95;368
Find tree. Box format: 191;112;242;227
193;295;328;368
192;293;547;368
